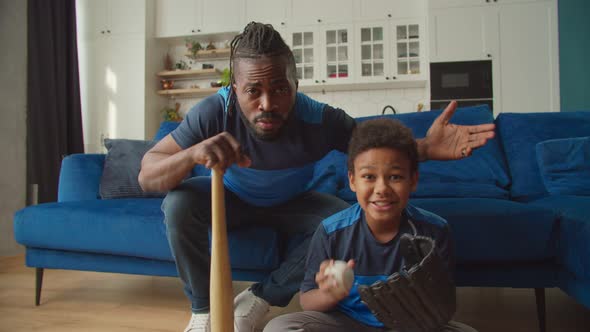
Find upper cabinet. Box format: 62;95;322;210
429;6;497;62
353;0;425;20
244;0;290;29
156;0;202;37
429;0;543;9
156;0;244;37
355;19;426;83
286;24;354;87
201;0;245;34
290;0;354;26
77;0;145;41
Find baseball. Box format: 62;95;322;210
324;260;354;293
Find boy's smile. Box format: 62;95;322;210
348;147;418;238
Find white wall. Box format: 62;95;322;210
0;0;27;256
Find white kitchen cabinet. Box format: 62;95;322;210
156;0;202;37
355;19;426;83
77;0;145;40
201;0;245;34
244;0;290;29
286;24;355;88
156;0;244;37
429;0;542;10
428;0;559;113
353;0;425;21
291;0;354;26
429;6;497;62
494;1;560;113
77;0;166;152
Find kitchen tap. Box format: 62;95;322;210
382;105;396;115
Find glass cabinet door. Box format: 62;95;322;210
394;22;422;76
359;26;386;79
291;30;317;84
324;27;352;82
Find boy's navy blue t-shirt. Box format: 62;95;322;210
301;203;454;327
170;87;355;206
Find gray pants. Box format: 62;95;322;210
263;310;478;332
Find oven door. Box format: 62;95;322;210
430;61;493;101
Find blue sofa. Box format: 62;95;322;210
14;106;590;331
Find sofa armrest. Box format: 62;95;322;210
58;154;105;202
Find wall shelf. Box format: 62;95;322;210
186;48;231;60
157;68;221;80
157;87;220;98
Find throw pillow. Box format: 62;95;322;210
100;139;165;199
536;136;590;196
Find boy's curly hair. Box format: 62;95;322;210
347;118;418;173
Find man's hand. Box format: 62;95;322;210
420;101;495;161
190;132;251;170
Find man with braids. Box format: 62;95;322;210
139;22;495;332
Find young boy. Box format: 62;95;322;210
264;119;477;332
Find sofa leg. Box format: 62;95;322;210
534;287;546;332
35;268;44;306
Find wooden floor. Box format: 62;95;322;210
1;255;589;332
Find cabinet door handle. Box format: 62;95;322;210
385;76;390;80
487;54;492;58
392;76;397;80
322;80;326;83
315;80;319;83
107;30;110;34
317;19;322;23
281;22;285;26
197;29;201;32
101;30;105;34
387;14;392;18
192;29;195;33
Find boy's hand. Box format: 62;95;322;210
316;259;355;301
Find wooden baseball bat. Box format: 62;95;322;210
210;168;234;332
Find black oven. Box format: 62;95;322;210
430;60;493;111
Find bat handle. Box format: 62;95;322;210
210;168;234;332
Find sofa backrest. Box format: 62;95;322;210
357;105;511;199
154;121;211;177
496;111;590;201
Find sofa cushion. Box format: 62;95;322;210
496;111;590;201
354;105;511;199
410;198;558;264
536;137;590;196
528;195;590;280
13;199;280;270
100;139;165;199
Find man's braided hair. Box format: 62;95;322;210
226;22;297;116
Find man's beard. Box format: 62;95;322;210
240;111;288;141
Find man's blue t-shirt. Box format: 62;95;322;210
170;87;355;207
301;203;454;327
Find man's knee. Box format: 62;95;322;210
162;180;211;229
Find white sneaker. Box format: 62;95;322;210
183;312;210;332
233;287;270;332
